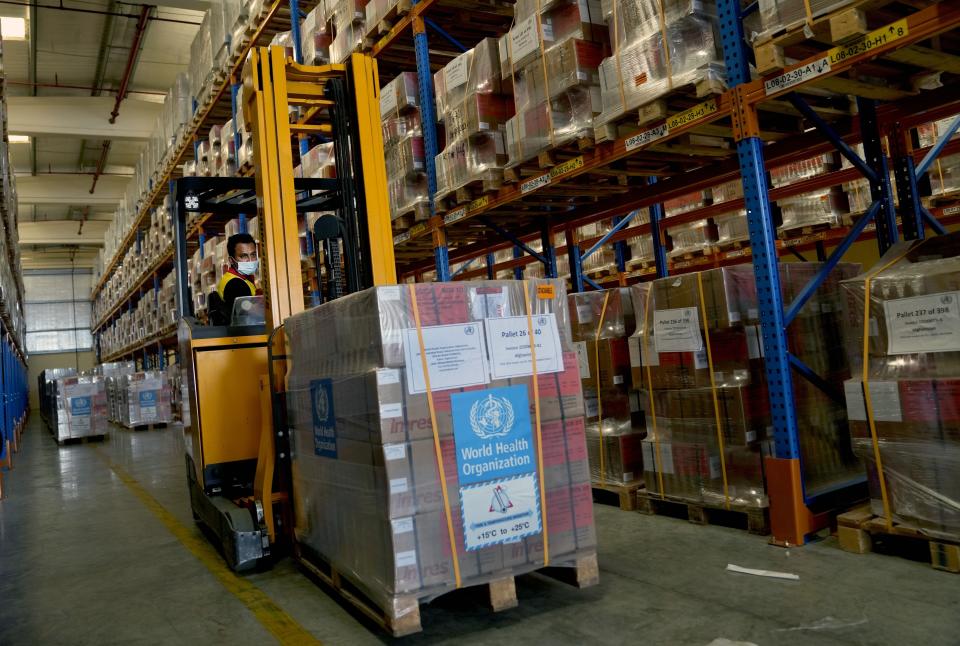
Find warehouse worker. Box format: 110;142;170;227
216;233;261;324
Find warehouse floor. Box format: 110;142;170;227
1;419;958;645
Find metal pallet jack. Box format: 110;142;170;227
171;47;396;571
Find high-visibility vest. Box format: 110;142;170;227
216;271;256;300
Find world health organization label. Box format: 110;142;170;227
310;378;337;458
451;385;542;550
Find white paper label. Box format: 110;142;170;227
585;395;599;419
395;550;418;567
392;516;414;535
380;85;398;117
653;308;704;353
844;381;867;421
389;478;409;494
471;287;510;319
613;375;624;385
745;430;757;443
377;368;401;386
573;340;591;378
709;455;722;480
484;314;564;379
643;441;674;475
459;473;541;550
745;325;763;359
402;322;491;394
869;380;902;422
693;349;708;370
510;14;540;64
883;291;960;355
384;443;407;461
628;336;642;368
445;55;469;90
380;285;402;302
764;56;831;95
380;402;403;419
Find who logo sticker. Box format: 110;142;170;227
451;385;542;550
310;379;337;458
70;396;92;416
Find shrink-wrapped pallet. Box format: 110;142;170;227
841;233;960;538
119;371;175;428
52;375;109;442
285;280;596;616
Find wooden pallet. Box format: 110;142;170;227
435;171;503;214
56;434;108;446
837;505;960;573
365;0;411;40
593;480;644;511
295;542;598;637
390;201;432;233
776;220;836;240
128;422;169;432
503;137;595;185
624;258;656;273
636;489;771;535
594;70;727;145
668;246;716;262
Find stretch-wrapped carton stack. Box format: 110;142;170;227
119;371;175;428
285;280;597;617
99;361;137;422
595;0;725;134
51;375;109;443
633;263;862;508
434;39;511;204
569;288;645;485
842;233;960;539
756;0;853;42
381;72;429;223
501;0;607;166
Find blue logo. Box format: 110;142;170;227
139;391;156;407
71;396;91;416
310;379;336;458
451;385;536;487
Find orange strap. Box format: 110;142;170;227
593;291;612;484
641;284;666;499
407;284;461;587
522;282;549;565
696;272;730;509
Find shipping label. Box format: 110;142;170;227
882;291;960;355
310;378;337;458
485;313;564;379
138;390;158;421
451;385;542;550
445;55;469;90
402;322;491;394
652;307;704;353
868;381;902;422
510;14;540;64
573;340;591;378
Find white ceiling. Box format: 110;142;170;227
3;0;206;268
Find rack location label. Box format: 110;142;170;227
549;155;584;179
625;123;668;151
520;173;551;194
666;99;718;131
764;56;830;95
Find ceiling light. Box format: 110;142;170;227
0;17;26;41
8;135;30;143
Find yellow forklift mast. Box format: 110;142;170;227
172;47;395;571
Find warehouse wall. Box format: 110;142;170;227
28;351;96;410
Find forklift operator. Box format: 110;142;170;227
217;233;261;322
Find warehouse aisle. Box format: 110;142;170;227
1;418;958;645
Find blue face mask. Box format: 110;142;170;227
237;260;259;276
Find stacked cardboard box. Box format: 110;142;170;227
434;39;511;204
667;219;715;257
595;0;724;134
51;375;109;442
500;0;607;166
381;72;430;224
757;0;853;41
841;233;960;538
285;280;596;614
300;4;332;65
99;361;137;422
118;371;175;428
633;263;862;508
39;368;77;428
569;288;645;485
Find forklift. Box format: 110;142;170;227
172;47;396;571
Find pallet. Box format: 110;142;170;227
593;480;644;511
128;422;169;432
434;171;502;214
624;258;656;273
365;0;411;40
503;137;595;185
295;542;597;637
837;505;960;573
390;202;431;233
56;434;108;446
594;70;727;145
711;238;752;256
668;246;715;262
636;489;771;535
776;221;836;240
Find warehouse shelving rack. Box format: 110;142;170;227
377;0;960;545
90;0;317;367
0;320;29;498
89;0;960;543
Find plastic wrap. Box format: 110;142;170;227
52;375;109;442
757;0;854;41
777;188;844;231
435;134;506;199
714;209;748;245
929;152;960;196
301;5;332;65
284;280;596;612
596;0;724;128
119;371;175;427
667;219;715;257
633;263;862;508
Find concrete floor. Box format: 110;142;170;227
1;417;958;646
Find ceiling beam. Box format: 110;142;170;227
16;174;128;206
19;221;109;246
8;96;162;141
